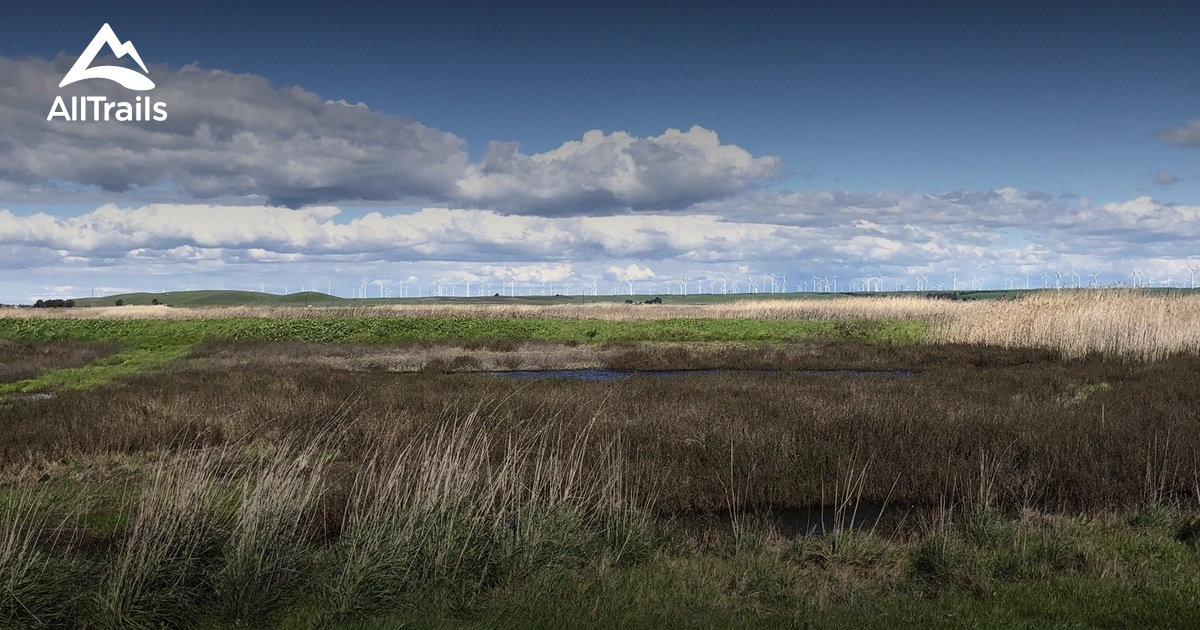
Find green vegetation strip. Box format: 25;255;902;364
0;316;926;346
0;317;926;394
0;346;191;394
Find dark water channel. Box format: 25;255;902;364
490;369;915;381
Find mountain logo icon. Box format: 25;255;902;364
59;23;155;91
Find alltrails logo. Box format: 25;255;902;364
47;23;168;122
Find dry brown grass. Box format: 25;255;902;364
0;340;119;383
7;344;1200;514
934;291;1200;360
192;339;634;373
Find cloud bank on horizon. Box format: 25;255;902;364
2;52;1199;301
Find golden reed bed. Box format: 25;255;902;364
4;291;1200;360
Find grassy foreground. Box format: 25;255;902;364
3;398;1200;629
3;293;1200;626
2;346;1200;627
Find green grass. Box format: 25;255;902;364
304;511;1200;630
0;316;925;395
0;316;926;347
0;346;191;394
7;442;1200;630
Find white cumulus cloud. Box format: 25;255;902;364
457;126;782;215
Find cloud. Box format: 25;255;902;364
457;126;781;215
5;187;1200;301
605;264;656;282
1152;171;1181;187
1;57;782;214
476;263;574;283
0;56;469;207
685;187;1077;231
1157;118;1200;148
4;189;1198;274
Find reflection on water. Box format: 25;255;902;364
490;368;915;381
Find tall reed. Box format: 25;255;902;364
935;291;1200;360
0;488;82;628
93;450;226;629
212;442;329;625
319;408;647;620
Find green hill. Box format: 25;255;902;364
72;290;354;308
65;287;1199;309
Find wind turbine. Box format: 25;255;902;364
951;273;959;291
1089;272;1100;288
1068;269;1081;289
1187;263;1198;289
722;274;729;295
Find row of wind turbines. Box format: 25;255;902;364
258;264;1200;299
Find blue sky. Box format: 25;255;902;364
2;0;1200;300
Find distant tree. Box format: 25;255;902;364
34;299;44;308
65;300;75;308
115;299;124;306
151;298;161;305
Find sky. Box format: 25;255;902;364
2;0;1200;301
